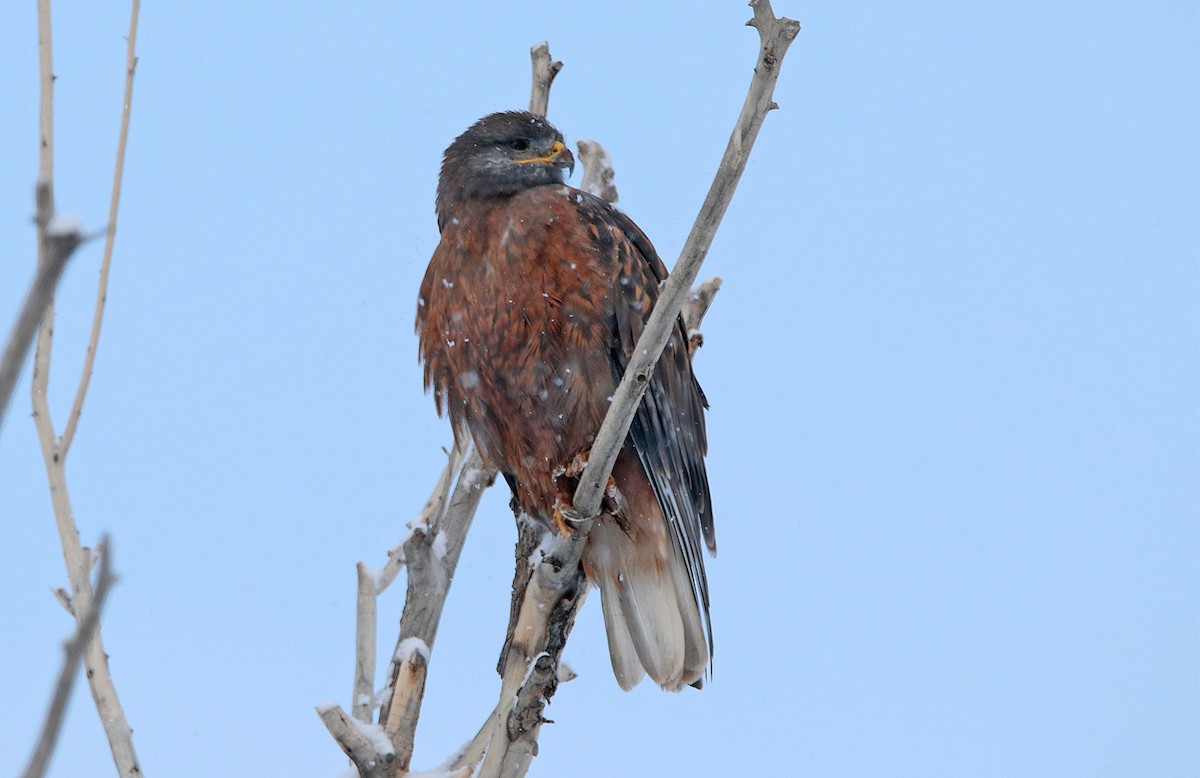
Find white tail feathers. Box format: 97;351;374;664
584;519;709;692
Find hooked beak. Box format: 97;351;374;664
515;140;575;177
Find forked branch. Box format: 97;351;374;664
28;0;143;774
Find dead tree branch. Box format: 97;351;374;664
21;537;118;778
321;438;494;776
28;1;143;775
59;0;140;457
379;440;492;769
528;42;563;118
574;0;799;521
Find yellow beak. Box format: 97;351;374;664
514;140;575;175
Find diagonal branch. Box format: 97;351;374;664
58;0;140;458
379;440;492;771
573;0;799;521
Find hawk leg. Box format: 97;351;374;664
551;450;624;533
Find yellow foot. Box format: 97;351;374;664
551;499;583;535
553;449;623;528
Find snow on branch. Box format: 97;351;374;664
321;438;494;776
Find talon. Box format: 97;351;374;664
552;500;584;534
605;475;624;509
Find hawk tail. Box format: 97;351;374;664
582;510;709;692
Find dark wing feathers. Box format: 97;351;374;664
577;193;716;652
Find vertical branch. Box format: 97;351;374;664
32;0;57;419
576;140;619;203
28;1;144;775
528;42;562;117
351;562;379;724
36;0;55;189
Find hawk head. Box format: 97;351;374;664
436;111;576;229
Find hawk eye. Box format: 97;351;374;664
508;138;530;151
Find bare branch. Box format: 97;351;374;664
352;562;379;723
21;536;117;778
318;703;395;777
36;0;54;186
321;432;495;776
378;441;493;771
573;0;799;520
475;553;587;778
577;139;618;203
27;1;144;774
59;0;140;458
528;42;562;117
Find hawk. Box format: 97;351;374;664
417;111;716;691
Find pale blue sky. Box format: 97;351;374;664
1;2;1197;776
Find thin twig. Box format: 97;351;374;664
59;0;140;458
682;276;724;357
21;537;117;778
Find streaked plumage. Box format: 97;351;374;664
417;111;716;691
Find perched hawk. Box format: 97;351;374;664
417;111;716;691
